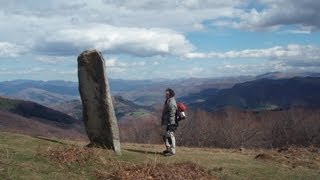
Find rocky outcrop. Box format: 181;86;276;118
77;49;121;154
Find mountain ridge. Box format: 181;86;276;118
0;96;86;139
181;77;320;111
1;71;320;110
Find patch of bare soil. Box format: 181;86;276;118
255;153;273;160
96;162;218;180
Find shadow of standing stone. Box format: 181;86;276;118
77;49;121;154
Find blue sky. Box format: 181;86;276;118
0;0;320;81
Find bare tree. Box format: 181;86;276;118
119;107;320;148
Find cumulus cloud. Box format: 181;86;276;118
0;0;319;45
0;42;27;57
235;0;320;31
185;44;320;61
186;44;320;72
103;0;242;10
0;0;243;38
1;0;319;59
36;24;194;57
1;0;320;80
105;58;119;67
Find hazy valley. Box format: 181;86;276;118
1;72;320;147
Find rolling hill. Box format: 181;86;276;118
0;79;154;120
182;77;320;111
0;80;79;105
0;96;86;139
1;72;320;113
0;76;252;106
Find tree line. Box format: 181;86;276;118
119;107;320;148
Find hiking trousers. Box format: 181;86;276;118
161;125;176;154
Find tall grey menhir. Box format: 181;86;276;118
77;49;121;154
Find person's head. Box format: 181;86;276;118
165;88;175;99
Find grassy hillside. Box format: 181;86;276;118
0;96;19;111
0;96;79;125
0;96;86;139
0;132;319;179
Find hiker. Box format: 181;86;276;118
161;88;178;156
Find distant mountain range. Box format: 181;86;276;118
1;72;320;138
255;71;320;79
0;76;253;106
180;77;320;111
0;79;154;120
0;80;79;105
1;71;319;112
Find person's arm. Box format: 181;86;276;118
168;99;177;125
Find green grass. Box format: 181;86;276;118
129;111;147;117
0;132;319;179
123;144;320;180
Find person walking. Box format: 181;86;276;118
161;88;178;156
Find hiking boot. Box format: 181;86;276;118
162;150;170;154
164;151;175;156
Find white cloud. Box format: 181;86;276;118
1;0;320;81
105;58;128;67
36;55;71;64
0;0;242;34
105;58;117;67
1;0;319;59
176;67;204;77
132;61;146;66
38;24;194;57
287;30;311;34
102;0;242;11
104;57;128;74
0;0;319;48
153;61;160;65
235;0;320;31
108;67;127;73
185;44;320;62
213;60;292;76
57;70;77;75
105;57;148;75
0;42;27;57
0;66;45;75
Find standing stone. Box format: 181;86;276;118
77;49;121;154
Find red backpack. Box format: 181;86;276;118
176;102;187;122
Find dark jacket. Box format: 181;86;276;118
161;97;177;126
